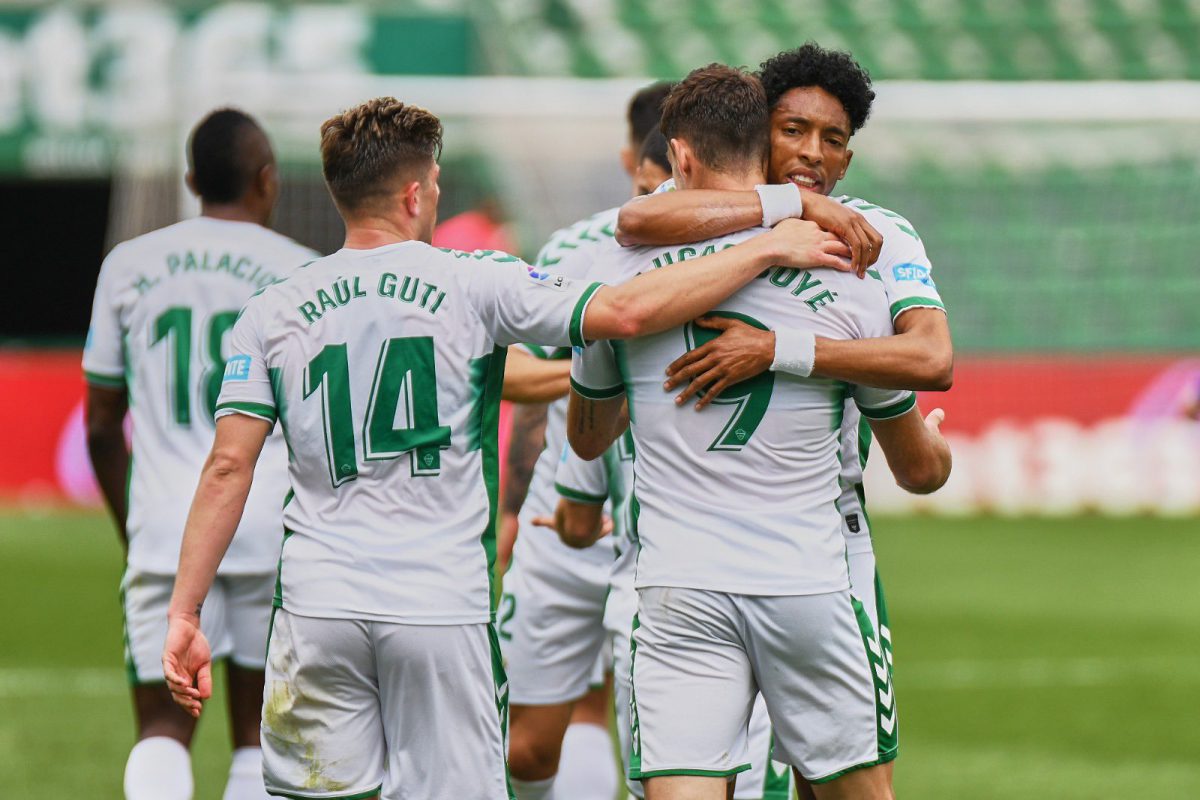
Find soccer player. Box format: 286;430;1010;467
615;43;954;793
569;65;951;800
84;109;315;800
160;96;855;800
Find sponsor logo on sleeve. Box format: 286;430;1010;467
525;265;568;290
892;263;935;287
223;354;252;381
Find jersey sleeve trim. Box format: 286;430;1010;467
570;376;625;400
856;393;917;421
214;401;277;425
84;370;125;389
890;296;945;322
555;482;608;505
569;282;604;348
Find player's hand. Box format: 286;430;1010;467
162;615;213;718
924;408;950;448
664;317;774;409
531;514;614;538
766;219;854;273
798;192;883;276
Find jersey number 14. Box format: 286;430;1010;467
304;337;452;487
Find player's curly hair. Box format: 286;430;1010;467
659;64;769;172
759;43;875;134
320;97;443;213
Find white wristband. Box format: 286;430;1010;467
770;328;816;377
756;183;804;228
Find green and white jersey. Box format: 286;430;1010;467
572;228;914;596
515;207;621;572
834;198;945;551
83;217;316;575
215;241;602;624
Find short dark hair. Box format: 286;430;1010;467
627;81;675;148
638;126;670;174
319;97;443;214
759;42;875;134
187;108;265;204
659;64;769;172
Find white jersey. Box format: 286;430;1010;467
83;217;316;574
515;207;621;571
834;198;945;552
573;228;914;596
215;242;602;624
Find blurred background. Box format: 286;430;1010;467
0;1;1197;798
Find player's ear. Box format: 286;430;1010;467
620;145;636;178
839;149;853;181
184;171;198;198
669;138;693;181
402;180;422;217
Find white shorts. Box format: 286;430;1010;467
629;587;897;784
120;568;273;684
261;608;512;800
498;540;611;705
609;585;787;796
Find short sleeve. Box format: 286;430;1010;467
554;443;610;505
214;303;276;425
82;252;127;388
852;385;916;420
570;341;623;400
875;219;946;323
463;252;604;349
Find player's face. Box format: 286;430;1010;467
634;158;671;196
767;86;854;197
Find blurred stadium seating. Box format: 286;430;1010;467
0;1;1197;512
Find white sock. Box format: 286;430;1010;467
556;723;618;800
223;747;271;800
124;736;193;800
510;775;557;800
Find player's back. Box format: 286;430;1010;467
84;217;315;574
221;242;596;624
579;229;908;596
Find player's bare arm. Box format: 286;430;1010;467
583;218;851;343
867;405;952;494
530;497;612;550
502;345;571;403
567;394;627;461
85;384;130;548
811;307;953;390
664;307;953;408
162;413;271;717
498;399;551;571
615;185;882;275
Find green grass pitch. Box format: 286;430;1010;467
1;510;1198;798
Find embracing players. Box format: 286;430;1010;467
570;64;951;800
616;43;954;794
